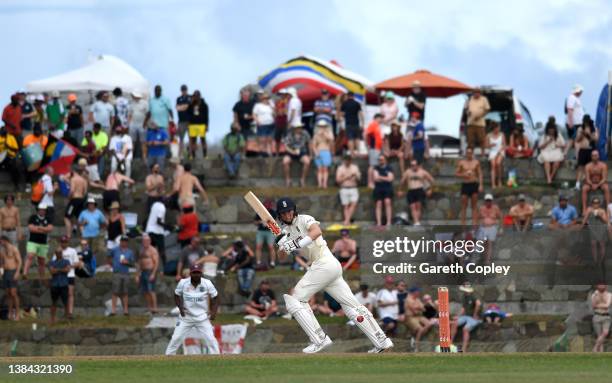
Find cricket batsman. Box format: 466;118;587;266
165;263;220;355
276;197;394;353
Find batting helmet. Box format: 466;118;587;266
276;197;297;214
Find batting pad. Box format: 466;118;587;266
284;294;327;345
344;305;388;348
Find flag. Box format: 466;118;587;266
38;135;77;175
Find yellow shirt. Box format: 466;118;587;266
0;134;19;158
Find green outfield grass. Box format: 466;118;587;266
1;353;611;383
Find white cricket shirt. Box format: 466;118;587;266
376;288;399;320
175;277;218;322
281;214;331;263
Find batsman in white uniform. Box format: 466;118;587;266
276;197;394;353
165;263;221;355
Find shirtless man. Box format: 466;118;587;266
173;163;208;208
145;163;165;213
477;194;502;264
0;194;22;244
398;160;435;226
103;169;135;211
455;148;483;226
509;194;534;232
168;158;185;210
63;170;88;238
0;236;21;320
582;150;610;213
136;234;159;314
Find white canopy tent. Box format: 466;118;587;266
26;54;150;96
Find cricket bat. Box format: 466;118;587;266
244;191;282;236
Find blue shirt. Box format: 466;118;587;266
314;99;335;123
551;204;577;225
78;209;106;238
110;246;135;274
411;122;425;151
149;96;172;129
146;128;169;157
49;258;70;287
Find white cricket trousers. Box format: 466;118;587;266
165;317;220;355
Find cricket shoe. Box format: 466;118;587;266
367;338;394;353
302;336;333;354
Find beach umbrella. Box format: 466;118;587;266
375;69;472;98
21;142;44;172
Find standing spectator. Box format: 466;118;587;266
245;280;278;319
456;148;483;226
398;160;435;226
174;163;209;209
90;123;109;178
383;121;405;175
57;236;81;319
109;126;133;178
582;150;610;212
108;236;134;316
332;229;358;270
538;118;566;185
128;92;149;158
373;155;394;229
407;112;426;164
486;121;506;189
48;248;71;324
106;201;125;255
146;123;170;170
78;197;107;247
312;120;334;189
145;163;165;215
223;123;246;179
254;202;278;269
365;114;384;188
89;91;115;132
354;284;376;313
313;89;336;132
549;195;578;229
113;88;129;127
75;239;95;278
0;236;21;320
187;90;209;159
103;168;135;212
177;203;199;248
175;84;192;154
336;154;361;226
380;92;399;135
225;239;255;296
19;91;35;134
565;84;584;153
506;127;533;158
2;94;22;138
144;85;173;131
465;89;491;157
509;194;534;232
477;194;502;264
282;125;312;187
33;95;47;130
62;167;88;239
286;87;303;130
376;276;399;335
176;237;206;280
253;92;275;156
0;194;22;244
451;283;482;353
39;167;57;224
274;89;289;155
136;234;159;315
405;80;426;120
233;88;255;138
0;129;19;190
574;115;598;190
146;199;170;271
591;283;611;352
22;203;53;279
65;93;84;144
46;91;65;136
340;91;364;156
581;198;609;265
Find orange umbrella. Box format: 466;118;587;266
375;69;473;98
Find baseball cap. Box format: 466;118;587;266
51;90;60;98
87;197;96;204
573;84;583;93
340;228;349;236
190;263;203;273
120;235;129;242
60;235;69;242
385;91;394;99
408;286;421;293
37;202;47;210
78;158;87;167
67;93;77;102
131;91;142;98
517;194;526;201
459;282;474;293
559;195;568;201
484;193;494;201
110;201;120;210
316;119;329;127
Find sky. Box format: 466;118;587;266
1;0;611;142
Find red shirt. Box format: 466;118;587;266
2;104;22;137
365;120;383;150
178;212;199;241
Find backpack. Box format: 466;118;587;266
31;179;44;204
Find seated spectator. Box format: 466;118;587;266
581;197;609;265
574;115;598;190
383;121;405;174
581;150;610;213
591;283;612;352
176;237;206;280
509;194;533;232
282;124;311;187
482;303;512;326
245;280;278;319
537;118;566;185
486;121;506;189
372;155;394;229
354;284;377;314
549;195;578;229
223;123;245;179
398;160;435;226
505;127;533;158
318;292;344;317
396;280;408;321
225;238;255;296
365;113;383;188
332;229;359;270
451;283;482;353
177;203;199;248
376;276;399;336
48;248;71;324
311;120;334;189
422;294;439;325
336;154;361;226
404;286;434;351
